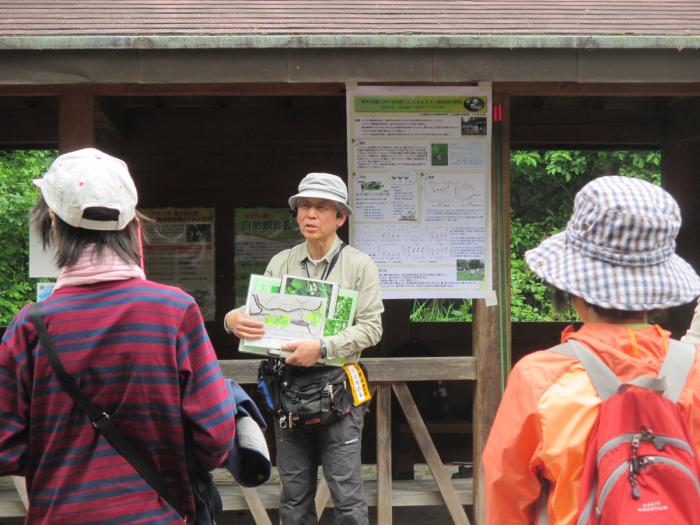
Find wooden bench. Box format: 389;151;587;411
1;356;476;525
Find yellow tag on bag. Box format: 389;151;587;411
343;363;371;406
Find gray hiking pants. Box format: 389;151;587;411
274;404;368;525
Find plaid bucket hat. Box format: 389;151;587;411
525;175;700;311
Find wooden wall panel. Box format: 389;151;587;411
96;96;349;358
662;141;700;338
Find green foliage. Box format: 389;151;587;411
411;150;661;323
0;150;57;325
510;150;661;322
334;295;353;320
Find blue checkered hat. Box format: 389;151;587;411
525;176;700;311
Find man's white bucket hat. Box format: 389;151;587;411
288;172;353;215
33;148;137;231
525;175;700;311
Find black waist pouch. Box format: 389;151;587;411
280;365;353;427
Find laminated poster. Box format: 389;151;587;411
141;207;216;321
347;85;494;300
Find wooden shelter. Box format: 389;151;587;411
1;2;700;523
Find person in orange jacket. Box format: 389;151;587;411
482;175;700;525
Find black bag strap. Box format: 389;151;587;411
321;241;346;280
29;303;184;518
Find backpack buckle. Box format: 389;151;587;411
92;411;111;431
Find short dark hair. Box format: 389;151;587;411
552;287;653;322
31;195;142;268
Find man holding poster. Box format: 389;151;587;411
224;172;383;525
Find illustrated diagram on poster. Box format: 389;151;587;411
347;85;493;300
141;208;216;320
234;208;304;306
239;274;354;366
245;292;326;350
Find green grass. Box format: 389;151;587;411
410;299;472;322
456;270;484;281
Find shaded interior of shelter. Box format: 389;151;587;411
3;92;700;474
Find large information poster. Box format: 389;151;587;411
347;85;493;300
234;208;304;306
141;208;216;320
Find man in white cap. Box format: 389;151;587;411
482;176;700;525
224;172;383;525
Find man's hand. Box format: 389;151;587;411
225;311;265;340
283;339;322;367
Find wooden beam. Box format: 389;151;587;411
58;94;94;153
376;384;392;525
0;83;346;97
392;382;470;525
513;107;663;125
511;122;664;147
240;486;273;525
3;82;700;99
11;477;27;511
218;356;477;385
473;92;512;524
496;82;700;97
314;477;331;519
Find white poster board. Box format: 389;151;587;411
29;227;58;278
347;85;493;300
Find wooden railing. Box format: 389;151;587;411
0;356;477;525
224;356;477;524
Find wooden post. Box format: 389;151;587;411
376;384;393;524
473;93;511;524
59;94;95;153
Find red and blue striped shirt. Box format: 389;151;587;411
0;278;235;524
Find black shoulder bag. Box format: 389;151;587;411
29;303;220;524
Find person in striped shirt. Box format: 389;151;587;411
0;148;235;524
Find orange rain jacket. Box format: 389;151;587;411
482;323;700;525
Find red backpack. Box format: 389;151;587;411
555;339;700;525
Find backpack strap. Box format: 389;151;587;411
658;339;697;403
550;338;697;403
559;340;622;400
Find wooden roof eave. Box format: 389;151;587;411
1;34;700;51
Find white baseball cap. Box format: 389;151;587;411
33;148;138;231
288;172;353;215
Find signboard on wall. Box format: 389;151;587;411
234;207;304;307
346;84;494;300
141;207;216;321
